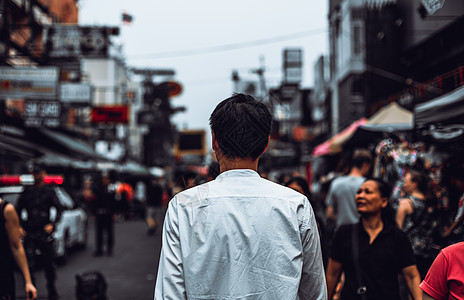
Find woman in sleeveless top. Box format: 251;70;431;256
396;170;436;279
0;198;37;300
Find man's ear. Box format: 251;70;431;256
212;132;219;152
261;136;270;155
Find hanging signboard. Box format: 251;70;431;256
91;106;129;124
0;67;58;99
23;100;61;128
43;25;119;58
283;48;303;84
60;83;92;104
420;0;445;15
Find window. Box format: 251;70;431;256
353;24;362;55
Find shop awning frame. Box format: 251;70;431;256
414;85;464;127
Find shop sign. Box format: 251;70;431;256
279;83;300;102
44;25;119;58
91;106;129;124
420;0;445;15
60;83;91;103
0;67;58;99
23;100;61;128
283;48;302;84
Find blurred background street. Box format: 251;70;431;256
15;218;162;300
1;0;464;299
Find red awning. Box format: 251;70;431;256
312;118;368;157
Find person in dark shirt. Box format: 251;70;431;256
92;171;117;256
16;165;63;300
326;178;422;300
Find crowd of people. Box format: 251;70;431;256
2;92;463;299
153;94;464;299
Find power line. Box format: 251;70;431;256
127;28;328;60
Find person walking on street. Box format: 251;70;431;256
326;178;422;300
155;93;327;299
92;171;117;257
396;169;439;279
16;165;63;300
1;197;37;300
420;241;464;300
145;176;164;235
326;149;372;228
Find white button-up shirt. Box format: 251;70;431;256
155;169;327;300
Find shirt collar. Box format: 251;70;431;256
357;218;395;236
216;169;261;180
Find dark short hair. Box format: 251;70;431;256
209;93;272;160
364;177;396;225
285;176;311;198
365;177;391;200
351;149;372;169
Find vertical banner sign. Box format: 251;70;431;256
283;49;303;84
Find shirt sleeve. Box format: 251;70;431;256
298;197;328;300
154;198;186;300
329;225;347;263
419;251;448;300
325;181;336;208
396;229;416;269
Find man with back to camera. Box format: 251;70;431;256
325;149;372;228
154;93;327;299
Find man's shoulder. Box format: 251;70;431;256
174;177;306;205
330;175;350;186
443;241;464;256
174;181;211;205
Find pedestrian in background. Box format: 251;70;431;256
145;176;164;236
326;178;422;300
92;171;117;257
396;169;439;279
155;93;327;299
420;241;464;300
285;175;329;268
16;165;62;300
1;197;37;300
325;149;372;228
80;177;96;216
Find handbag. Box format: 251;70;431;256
351;224;367;300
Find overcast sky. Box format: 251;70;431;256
78;0;328;138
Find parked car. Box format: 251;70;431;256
0;176;88;264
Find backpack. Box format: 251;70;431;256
75;271;107;300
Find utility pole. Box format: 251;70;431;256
250;56;268;102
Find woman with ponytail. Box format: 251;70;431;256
396;169;440;279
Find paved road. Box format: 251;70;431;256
15;218;162;300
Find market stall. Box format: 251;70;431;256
344;102;413;150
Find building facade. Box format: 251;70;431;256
327;0;464;135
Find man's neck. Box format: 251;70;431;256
219;157;259;173
349;167;363;177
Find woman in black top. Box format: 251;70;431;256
325;178;422;300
